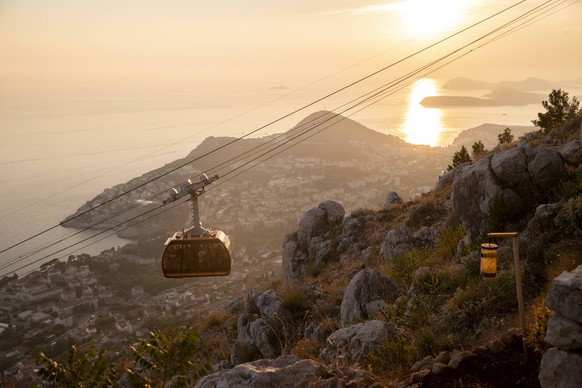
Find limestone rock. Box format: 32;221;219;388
249;319;280;359
380;226;413;260
197;355;380;388
560;140;582;164
432;362;455;376
490;145;532;189
452;145;568;239
435;167;458;192
434;351;451;365
297;207;328;246
257;289;292;330
320;320;403;366
413;226;439;247
451;155;501;239
231;289;293;365
319;199;346;225
528;146;568;188
546;265;582;322
340;268;399;325
231;313;262;365
448;349;475;369
385;191;404;209
545;312;582;350
523;203;562;240
282;200;344;284
410;355;434;373
410;369;431;383
539;348;582;388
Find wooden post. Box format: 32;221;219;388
487;232;527;360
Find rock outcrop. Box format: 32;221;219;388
451;144;570;239
231;289;294;366
340;268;399;326
539;264;582;388
282;200;345;284
320;320;403;367
380;225;439;261
196;355;381;388
385;191;404;209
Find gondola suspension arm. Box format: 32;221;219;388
163;173;219;236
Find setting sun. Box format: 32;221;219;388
394;0;473;37
400;78;444;146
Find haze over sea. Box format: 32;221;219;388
0;78;573;277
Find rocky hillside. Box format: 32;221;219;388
192;115;582;386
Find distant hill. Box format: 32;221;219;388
177;111;406;167
451;123;535;149
421;87;544;107
442;77;495;90
443;77;558;91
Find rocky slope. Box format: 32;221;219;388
194;117;582;386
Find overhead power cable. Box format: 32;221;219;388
1;0;574;277
0;0;527;258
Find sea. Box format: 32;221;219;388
0;77;575;277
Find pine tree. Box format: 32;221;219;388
448;145;472;171
498;128;514;145
471;140;488;160
532;89;581;133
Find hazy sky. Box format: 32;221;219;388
1;0;581;95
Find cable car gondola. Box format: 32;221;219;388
161;174;233;278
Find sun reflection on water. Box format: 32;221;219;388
400;78;444;147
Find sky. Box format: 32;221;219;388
1;0;581;96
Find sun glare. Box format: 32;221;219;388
394;0;471;37
400;78;444;147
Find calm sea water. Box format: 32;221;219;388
0;78;571;276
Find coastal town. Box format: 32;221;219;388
0;245;279;386
1;122;456;385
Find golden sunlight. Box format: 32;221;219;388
395;0;471;37
400;78;444;146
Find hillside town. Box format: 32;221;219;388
0;243;279;386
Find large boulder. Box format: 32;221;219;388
528;146;568;188
435;166;463;192
340;268;400;326
539;348;582;388
297;200;345;246
560;140;582;164
282;200;345;284
320;320;403;366
545;312;582;350
380;226;413;260
490;145;533;189
385;191;404;209
546;265;582;323
380;225;438;261
231;290;292;365
539;264;582;388
195;355;380;388
452;145;568;239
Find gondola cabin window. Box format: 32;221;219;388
162;234;232;278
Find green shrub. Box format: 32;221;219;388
555;195;582;236
434;224;465;262
559;169;582;200
406;201;446;229
525;300;551;355
414;326;456;356
385;249;430;284
367;336;420;378
200;311;230;334
280;285;311;312
291;338;320;359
